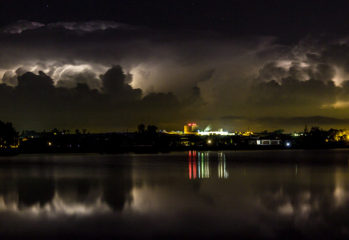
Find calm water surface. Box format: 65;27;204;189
0;150;349;239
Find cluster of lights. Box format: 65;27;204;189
198;130;230;136
333;130;349;142
163;122;257;136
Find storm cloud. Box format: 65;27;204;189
1;19;349;131
0;65;194;131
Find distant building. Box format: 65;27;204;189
184;123;198;134
249;139;282;146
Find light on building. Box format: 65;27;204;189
207;139;212;144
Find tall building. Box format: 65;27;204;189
184;123;198;134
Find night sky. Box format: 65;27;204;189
1;0;349;131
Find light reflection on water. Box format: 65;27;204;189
188;151;228;179
0;150;349;239
218;152;229;179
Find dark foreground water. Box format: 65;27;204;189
1;150;349;239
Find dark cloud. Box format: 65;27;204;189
47;21;131;32
256;62;288;83
237;39;349;130
101;65;141;100
249;78;338;109
1;70;17;86
311;63;336;82
2;18;349;131
2;20;132;34
17;71;54;90
257;116;349;128
2;20;44;34
56;69;101;89
320;44;349;73
0;65;193;131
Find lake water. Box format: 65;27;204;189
1;150;349;239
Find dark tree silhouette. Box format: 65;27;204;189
0;121;18;147
137;124;145;134
147;125;158;135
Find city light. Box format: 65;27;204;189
197;130;230;136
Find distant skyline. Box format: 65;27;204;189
2;0;349;131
